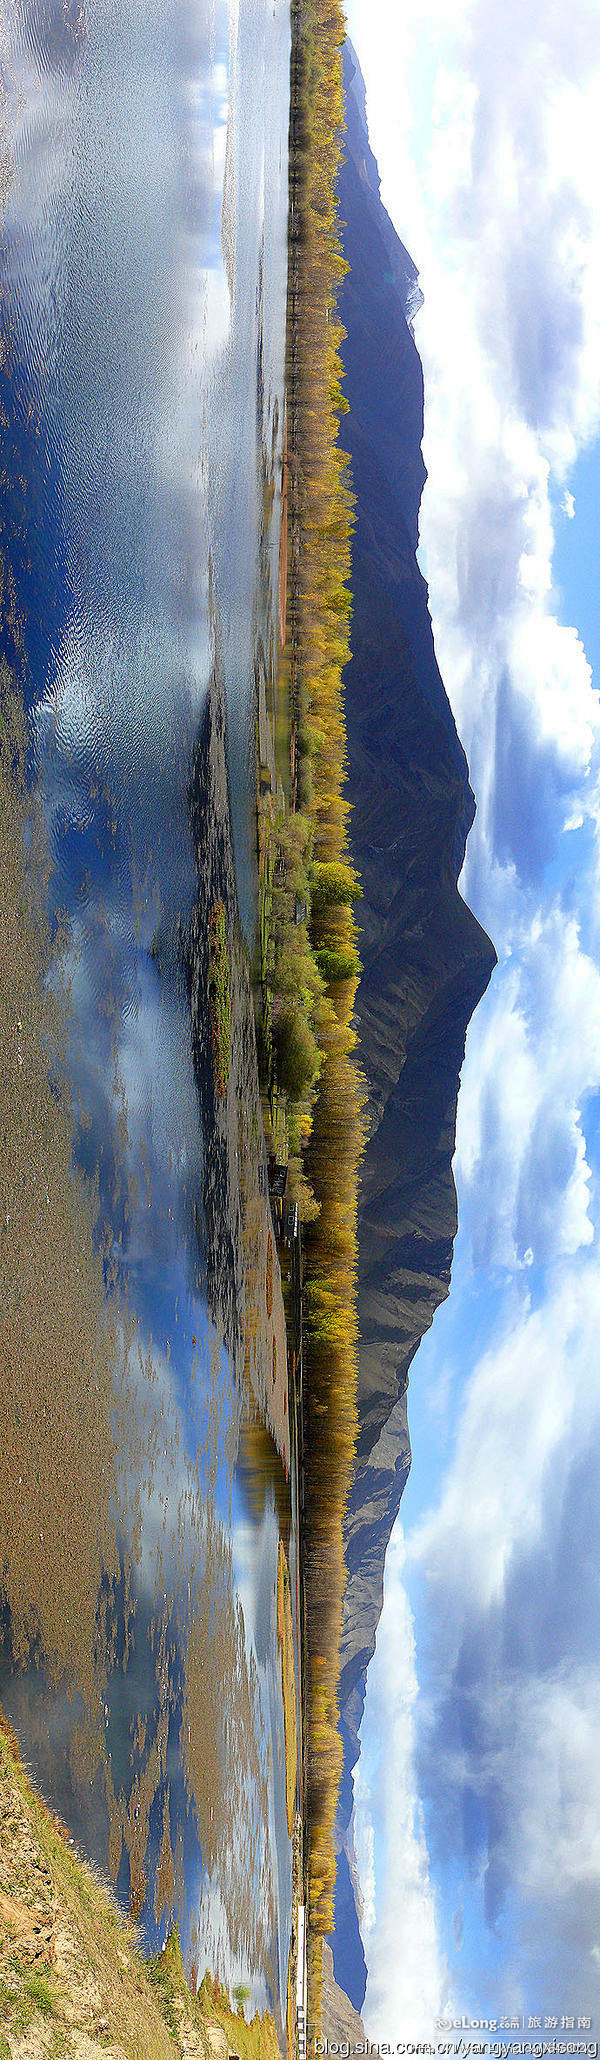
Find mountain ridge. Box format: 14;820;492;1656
331;40;496;2004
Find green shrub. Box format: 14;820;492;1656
315;946;359;983
274;1006;321;1100
287;1155;321;1222
311;860;361;908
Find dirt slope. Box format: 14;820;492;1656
0;1716;279;2060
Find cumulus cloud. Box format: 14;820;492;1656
405;1260;600;2010
411;1260;600;1610
350;0;600;1290
415;3;600;917
359;1418;600;2015
349;0;600;944
356;1530;450;2036
352;1263;600;2015
455;903;600;1268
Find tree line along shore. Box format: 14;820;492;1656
259;0;365;2029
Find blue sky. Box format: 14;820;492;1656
554;451;600;723
344;0;600;2032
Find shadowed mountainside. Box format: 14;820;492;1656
331;41;496;2002
322;1940;366;2048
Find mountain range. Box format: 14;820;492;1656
330;40;496;2006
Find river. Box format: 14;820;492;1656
0;0;295;2025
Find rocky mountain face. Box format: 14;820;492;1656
331;43;496;2006
322;1941;366;2049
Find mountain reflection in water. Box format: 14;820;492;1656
0;0;294;2022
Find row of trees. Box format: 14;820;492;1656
286;0;365;1976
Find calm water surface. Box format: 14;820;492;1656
0;0;294;2021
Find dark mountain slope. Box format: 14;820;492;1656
331;42;496;2004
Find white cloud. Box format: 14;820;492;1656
509;616;597;780
398;1255;600;2011
356;1531;450;2037
347;19;600;1349
455;904;600;1269
410;1258;600;1613
355;1256;600;2016
512;1670;600;1899
347;0;600;758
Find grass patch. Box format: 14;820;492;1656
4;1989;36;2035
196;1970;282;2060
145;1925;183;2036
25;1967;56;2014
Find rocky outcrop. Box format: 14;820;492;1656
331;43;496;2004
